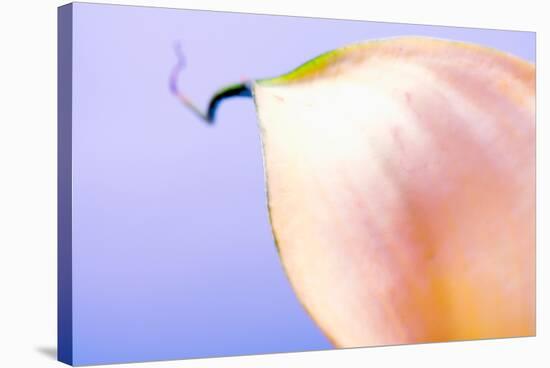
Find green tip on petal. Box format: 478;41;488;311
257;43;365;85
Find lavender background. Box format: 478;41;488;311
69;2;535;365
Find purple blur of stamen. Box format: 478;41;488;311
169;41;185;96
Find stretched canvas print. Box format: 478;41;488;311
58;2;536;366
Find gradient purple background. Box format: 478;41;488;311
69;2;535;365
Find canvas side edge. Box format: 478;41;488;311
58;3;74;366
